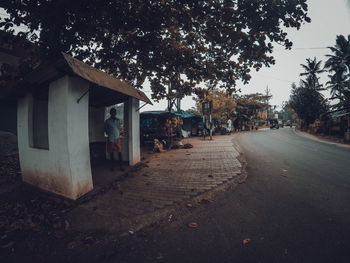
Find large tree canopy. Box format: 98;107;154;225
1;0;310;100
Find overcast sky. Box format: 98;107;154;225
142;0;350;112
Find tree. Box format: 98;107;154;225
325;35;350;111
300;57;325;89
289;82;328;129
279;101;296;122
300;75;324;91
1;0;310;100
325;35;350;135
193;90;237;121
235;93;269;120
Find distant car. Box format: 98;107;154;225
270;119;279;129
278;120;284;128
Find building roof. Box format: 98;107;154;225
140;111;177;117
174;110;201;119
62;53;151;105
1;52;152;106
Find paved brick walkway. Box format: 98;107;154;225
67;135;242;236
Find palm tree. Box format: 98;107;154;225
325;35;350;109
326;72;347;100
300;75;325;91
325;35;350;135
325;35;350;78
300;57;326;88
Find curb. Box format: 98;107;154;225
293;129;350;149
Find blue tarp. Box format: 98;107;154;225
174;110;201;119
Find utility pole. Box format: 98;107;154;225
176;97;181;111
167;73;181;112
167;81;172;112
265;86;271;120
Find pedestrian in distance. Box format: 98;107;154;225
104;108;124;171
227;116;233;134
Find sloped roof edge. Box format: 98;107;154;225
62;53;152;105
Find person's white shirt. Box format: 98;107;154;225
104;117;121;142
227;119;232;132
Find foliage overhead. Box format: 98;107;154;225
1;0;310;100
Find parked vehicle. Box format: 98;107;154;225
278;120;284;128
269;119;279;129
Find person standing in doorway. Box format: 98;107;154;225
105;108;123;171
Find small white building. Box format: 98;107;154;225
3;53;151;200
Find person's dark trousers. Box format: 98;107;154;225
118;152;124;171
110;152;124;171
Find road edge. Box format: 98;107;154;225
293;128;350;149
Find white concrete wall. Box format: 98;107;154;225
18;76;93;199
0;51;20;67
89;107;105;143
125;97;140;165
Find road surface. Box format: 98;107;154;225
80;128;350;263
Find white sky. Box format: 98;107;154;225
142;0;350;112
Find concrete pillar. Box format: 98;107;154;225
345;132;350;142
17;76;93;199
125;97;140;165
346;116;350;142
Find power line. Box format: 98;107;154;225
255;74;294;83
275;47;328;51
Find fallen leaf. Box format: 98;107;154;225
243;238;251;245
187;222;199;228
67;240;82;249
199;199;212;204
1;241;14;249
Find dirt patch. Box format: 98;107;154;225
0;132;18;156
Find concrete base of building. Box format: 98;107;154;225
344;131;350;142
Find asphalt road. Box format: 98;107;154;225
83;128;350;263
